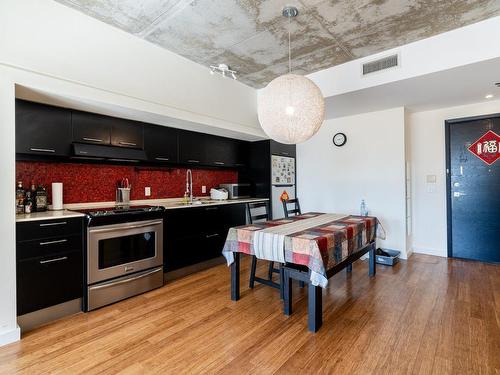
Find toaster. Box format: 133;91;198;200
210;188;229;200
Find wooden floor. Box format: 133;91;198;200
0;254;499;374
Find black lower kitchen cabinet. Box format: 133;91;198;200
163;203;246;272
16;218;84;316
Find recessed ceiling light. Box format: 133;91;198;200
485;94;494;99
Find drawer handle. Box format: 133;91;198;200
214;161;225;165
281;152;289;156
205;207;219;211
119;141;137;146
39;256;68;264
89;268;162;291
30;148;55;153
206;233;219;238
155;157;170;161
187;159;200;163
82;137;103;142
39;239;68;246
39;221;67;227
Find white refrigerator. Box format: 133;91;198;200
271;155;296;219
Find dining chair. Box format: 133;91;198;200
282;198;302;218
247;201;283;297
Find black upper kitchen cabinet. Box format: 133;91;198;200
72;110;113;145
270;140;296;157
15;99;73;157
73;111;143;149
111;118;143;149
144;124;178;163
178;130;208;165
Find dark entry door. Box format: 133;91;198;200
446;114;500;263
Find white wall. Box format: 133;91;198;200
0;0;261;346
297;108;407;257
0;0;260;136
407;99;500;257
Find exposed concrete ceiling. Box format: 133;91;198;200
55;0;500;88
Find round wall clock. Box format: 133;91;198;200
333;132;347;147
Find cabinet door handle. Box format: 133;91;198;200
30;148;55;153
281;152;289;156
214;161;225;165
82;137;103;142
40;239;68;246
39;256;68;264
187;159;200;163
205;207;219;211
206;233;219;238
39;221;67;227
119;141;137;146
155;157;170;161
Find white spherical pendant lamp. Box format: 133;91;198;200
257;7;325;144
258;74;325;144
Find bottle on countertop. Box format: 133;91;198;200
35;185;48;212
30;180;37;212
16;181;25;214
24;191;33;214
360;199;368;216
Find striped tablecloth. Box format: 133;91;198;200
222;213;377;287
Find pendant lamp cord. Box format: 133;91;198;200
288;16;292;74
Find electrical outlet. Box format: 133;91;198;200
145;187;151;196
202;186;207;194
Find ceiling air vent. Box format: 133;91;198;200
362;54;399;75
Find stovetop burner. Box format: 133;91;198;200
72;205;165;226
75;205;164;217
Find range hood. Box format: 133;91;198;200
73;143;147;162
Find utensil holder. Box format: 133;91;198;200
116;188;131;205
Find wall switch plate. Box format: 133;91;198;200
202;186;207;194
145;187;151;196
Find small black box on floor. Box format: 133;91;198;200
375;248;400;266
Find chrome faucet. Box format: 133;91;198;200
186;169;193;204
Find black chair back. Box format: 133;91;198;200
247;201;270;224
282;198;302;218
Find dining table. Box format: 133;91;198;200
222;212;378;332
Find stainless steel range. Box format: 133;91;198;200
77;205;164;311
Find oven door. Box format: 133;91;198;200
88;219;163;284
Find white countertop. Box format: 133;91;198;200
16;197;269;222
16;210;86;223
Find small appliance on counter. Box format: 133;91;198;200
210;188;228;200
219;183;251;199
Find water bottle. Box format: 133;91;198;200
360;199;367;216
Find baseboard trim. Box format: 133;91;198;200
412;246;447;258
0;326;20;347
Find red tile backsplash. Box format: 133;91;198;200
16;161;238;204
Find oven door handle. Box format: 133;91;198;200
88;267;163;291
89;220;163;234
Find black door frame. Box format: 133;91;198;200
444;112;500;258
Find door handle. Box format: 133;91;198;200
155;157;170;161
119;141;137;146
214;161;225;165
82;137;103;142
30;148;55;153
89;220;163;234
206;233;219;238
187;159;200;163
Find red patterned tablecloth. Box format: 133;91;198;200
222;213;377;287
